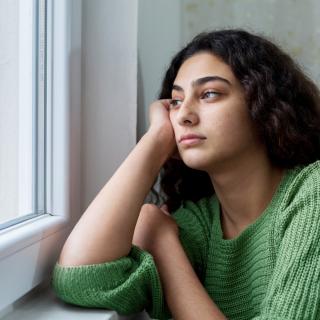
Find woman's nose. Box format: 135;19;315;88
177;100;199;126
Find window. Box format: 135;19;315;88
0;0;47;230
0;0;82;313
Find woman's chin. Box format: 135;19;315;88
181;156;211;171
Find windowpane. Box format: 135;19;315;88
0;0;48;229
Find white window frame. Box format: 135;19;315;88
18;0;33;218
0;0;82;313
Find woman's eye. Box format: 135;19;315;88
202;91;220;99
169;99;182;108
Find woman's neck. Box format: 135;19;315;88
209;156;285;238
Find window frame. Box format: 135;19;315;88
18;0;33;220
0;0;82;312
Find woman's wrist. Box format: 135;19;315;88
150;230;181;262
145;126;175;160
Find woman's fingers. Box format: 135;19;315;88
160;99;172;111
160;204;170;215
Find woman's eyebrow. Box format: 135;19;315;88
172;76;231;92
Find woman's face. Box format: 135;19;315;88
169;51;262;172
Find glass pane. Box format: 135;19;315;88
0;0;47;229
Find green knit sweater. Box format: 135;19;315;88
51;160;320;319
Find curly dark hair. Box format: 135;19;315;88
148;28;320;212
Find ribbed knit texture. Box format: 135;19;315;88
51;160;320;319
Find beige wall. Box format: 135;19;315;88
181;0;320;86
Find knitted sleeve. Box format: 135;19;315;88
253;165;320;319
51;197;211;320
52;245;171;319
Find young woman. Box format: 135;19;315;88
52;29;320;320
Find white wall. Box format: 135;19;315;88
81;0;138;212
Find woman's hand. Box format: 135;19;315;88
132;203;179;255
148;99;173;134
147;99;181;161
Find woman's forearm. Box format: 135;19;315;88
152;235;227;320
58;129;170;266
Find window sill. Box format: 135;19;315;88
1;282;118;320
0;214;69;260
0;214;74;312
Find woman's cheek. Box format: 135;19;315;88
169;112;176;130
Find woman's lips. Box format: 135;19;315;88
179;137;206;145
179;133;206;142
